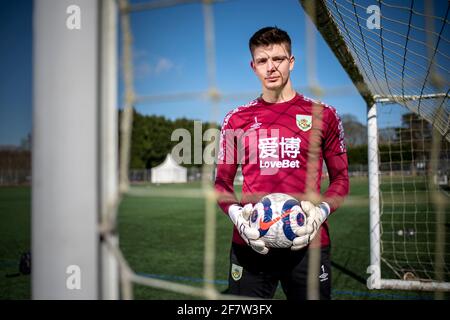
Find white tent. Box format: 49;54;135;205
151;154;187;183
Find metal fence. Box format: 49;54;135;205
0;169;31;186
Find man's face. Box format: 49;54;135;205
251;43;295;91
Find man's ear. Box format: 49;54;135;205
250;60;256;72
289;55;295;71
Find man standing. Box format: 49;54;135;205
214;26;349;300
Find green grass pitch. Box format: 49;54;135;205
0;177;446;299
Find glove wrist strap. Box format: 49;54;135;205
319;202;331;220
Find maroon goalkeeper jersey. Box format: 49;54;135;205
214;93;349;248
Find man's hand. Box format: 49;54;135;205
291;201;330;251
228;204;269;255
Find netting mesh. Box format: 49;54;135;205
300;0;450;291
323;0;449;138
114;0;338;299
106;0;450;298
377;104;450;282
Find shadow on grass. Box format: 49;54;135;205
331;260;366;285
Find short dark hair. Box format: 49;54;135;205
249;26;292;56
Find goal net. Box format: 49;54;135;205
32;0;449;300
375;104;450;290
301;0;449;291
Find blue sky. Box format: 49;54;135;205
0;0;368;146
124;0;367;124
0;0;32;146
6;0;443;145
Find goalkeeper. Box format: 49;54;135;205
214;26;349;300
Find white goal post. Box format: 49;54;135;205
33;0;243;300
32;0;118;299
301;0;450;292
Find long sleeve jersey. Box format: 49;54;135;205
214;93;349;247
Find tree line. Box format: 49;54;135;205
3;110;443;176
122;109;219;169
124;110;449;169
124;109;372;169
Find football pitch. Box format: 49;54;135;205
0;177;446;300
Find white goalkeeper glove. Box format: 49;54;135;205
291;201;330;251
228;204;269;255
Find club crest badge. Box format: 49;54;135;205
296;115;312;132
231;263;243;281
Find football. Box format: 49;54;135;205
249;193;306;248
